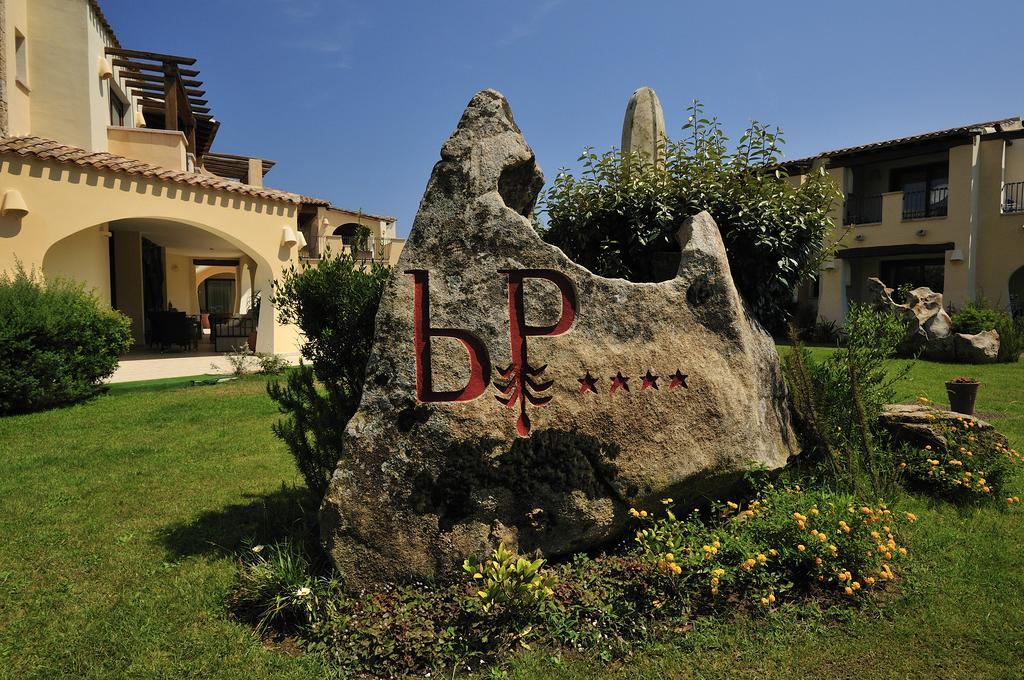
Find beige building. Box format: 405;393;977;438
786;117;1024;324
0;0;402;354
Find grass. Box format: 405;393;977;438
2;356;1023;678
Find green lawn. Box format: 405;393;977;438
1;357;1023;678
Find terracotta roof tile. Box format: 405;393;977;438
783;116;1023;169
0;136;330;206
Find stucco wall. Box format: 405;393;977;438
41;222;110;302
164;251;197;314
0;153;304;353
107;127;187;171
4;0;28;136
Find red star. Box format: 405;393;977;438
610;372;630;394
641;370;659;390
578;371;599;394
668;369;689;390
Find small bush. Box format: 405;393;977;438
256;353;290;375
896;409;1022;503
464;543;556;613
783;304;910;495
267;252;391;497
218;344;255;377
0;264;132;415
632;487;910;607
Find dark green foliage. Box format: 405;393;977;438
267;252;391;497
950;299;1024;363
0;263;132;415
226;486;912;677
783;305;909;495
540;101;841;330
896;417;1022;503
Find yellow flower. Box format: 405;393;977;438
797;544;806;552
815;557;823;566
904;512;917;523
768;549;778;557
756;553;767;564
760;597;769;606
810;507;820;516
851;581;861;591
818;533;827;543
712;568;725;577
665;552;675;562
727;501;739;510
639;510;648;518
629;508;640;518
844;586;853;596
898;547;907;556
768;593;776;603
710;587;719;595
662;497;673;505
711;577;720;587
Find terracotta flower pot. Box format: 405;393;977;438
247;330;257;352
945;379;981;416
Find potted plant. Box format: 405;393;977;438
945;376;981;415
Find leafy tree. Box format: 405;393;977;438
540;101;841;330
268;251;391;497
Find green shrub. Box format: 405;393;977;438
0;264;131;415
895;411;1022;503
632;487;912;606
540;100;842;331
783;304;909;495
951;300;1004;335
267;252;391;497
226;541;333;635
464;543;556;613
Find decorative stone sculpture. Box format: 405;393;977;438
621;86;667;166
867;277;999;363
321;90;798;589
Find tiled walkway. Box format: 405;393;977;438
108;346;300;383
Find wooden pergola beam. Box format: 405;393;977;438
119;71;204;88
106;47;197;66
111;58;200;78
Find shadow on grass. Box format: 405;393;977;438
159;483;325;564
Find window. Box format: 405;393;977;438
109;87;128;126
891;162;948;219
14;31;27;88
879;258;945;294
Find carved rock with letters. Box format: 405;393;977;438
321;90;798;588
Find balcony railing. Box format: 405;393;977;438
301;234;396;262
1003;181;1024;214
902;188;948;220
843;194;883;225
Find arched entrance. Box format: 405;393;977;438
43;217;276;354
1010;265;1024;318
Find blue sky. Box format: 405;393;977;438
103;0;1023;236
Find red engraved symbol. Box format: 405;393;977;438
407;270;491;402
641;370;659;390
668;369;689;390
610;372;630;394
494;269;577;437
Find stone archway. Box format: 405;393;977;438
42;218;278;352
1010;265;1024;318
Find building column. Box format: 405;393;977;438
967;131;982;301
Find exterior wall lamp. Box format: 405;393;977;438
296;230;308;249
281;226;298;248
98;56;113;80
1;189;29;217
949;249;965;262
134;108;147;128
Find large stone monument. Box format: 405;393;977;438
321;90;798;589
621;86;667;165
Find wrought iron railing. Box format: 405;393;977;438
1003;181;1024;214
902;187;948;220
843;194;883;225
300;234;396;262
